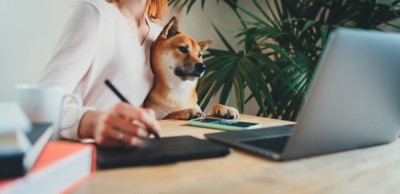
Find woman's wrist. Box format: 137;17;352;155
78;109;100;139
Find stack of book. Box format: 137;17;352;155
0;141;96;193
0;102;47;178
0;102;96;193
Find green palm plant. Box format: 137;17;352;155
169;0;400;121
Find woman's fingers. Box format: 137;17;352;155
93;103;161;147
97;126;144;146
104;114;150;139
112;103;161;135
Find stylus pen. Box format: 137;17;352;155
104;79;161;140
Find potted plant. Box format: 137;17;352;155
169;0;400;121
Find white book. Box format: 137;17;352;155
0;102;32;153
0;102;53;178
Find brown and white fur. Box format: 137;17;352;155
144;17;239;120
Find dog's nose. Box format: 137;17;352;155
195;63;206;73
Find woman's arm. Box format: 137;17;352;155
39;3;101;140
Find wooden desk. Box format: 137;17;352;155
72;115;400;194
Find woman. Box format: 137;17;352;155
39;0;168;147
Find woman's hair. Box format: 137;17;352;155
107;0;168;20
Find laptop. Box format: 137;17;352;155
205;28;400;161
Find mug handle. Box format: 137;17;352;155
56;93;83;139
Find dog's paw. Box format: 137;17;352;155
163;108;205;120
187;110;206;120
211;104;240;119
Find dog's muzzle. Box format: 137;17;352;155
174;63;206;81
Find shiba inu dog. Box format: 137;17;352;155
144;17;239;120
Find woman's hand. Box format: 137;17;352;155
78;102;161;147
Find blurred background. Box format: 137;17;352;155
1;0;399;119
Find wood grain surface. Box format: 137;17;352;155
72;115;400;194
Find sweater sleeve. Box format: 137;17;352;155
39;2;101;140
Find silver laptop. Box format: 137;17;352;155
205;28;400;160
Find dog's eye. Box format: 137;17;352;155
178;47;188;53
198;53;202;58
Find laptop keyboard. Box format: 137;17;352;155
240;135;290;154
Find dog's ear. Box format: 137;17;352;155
160;16;180;39
199;40;213;52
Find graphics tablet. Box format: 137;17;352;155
96;136;230;168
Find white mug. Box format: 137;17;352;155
14;84;82;140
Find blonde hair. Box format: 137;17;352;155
107;0;168;20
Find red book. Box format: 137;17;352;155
0;141;95;193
